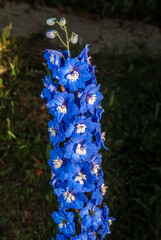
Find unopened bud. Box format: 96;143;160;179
46;17;57;26
59;17;66;26
46;30;58;39
71;33;78;44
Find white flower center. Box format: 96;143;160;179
51;173;55;179
75;172;86;185
76;143;86;155
88;94;97;105
101;132;106;141
109;219;113;226
48;126;57;137
76;124;87;134
63;190;75;203
57;105;67;114
50;54;55;64
59;223;64;228
66;71;79;82
87;56;92;65
53;157;63;169
93;164;100;176
100;183;108;196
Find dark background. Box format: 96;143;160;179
0;1;161;240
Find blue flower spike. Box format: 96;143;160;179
41;17;114;239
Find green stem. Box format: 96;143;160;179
64;26;70;58
69;32;74;43
56;21;65;31
61;54;66;61
57;34;67;48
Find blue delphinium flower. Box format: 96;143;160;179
65;116;98;138
41;19;114;239
54;185;87;209
48;147;75;181
48;121;65;146
80;201;103;230
44;50;62;78
79;84;103;114
57;58;91;91
47;91;79;122
52;208;75;236
64;135;97;162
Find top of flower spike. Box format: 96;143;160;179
46;17;78;57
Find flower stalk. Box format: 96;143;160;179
41;17;115;240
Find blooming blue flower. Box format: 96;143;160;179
65;116;98;138
48;147;75;181
97;205;115;239
80;201;103;230
57;58;91;91
52;208;75;236
64;135;97;162
46;91;79;122
66;162;96;193
79;84;103;114
54;185;87;209
48;120;65;147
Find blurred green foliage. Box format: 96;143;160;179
14;0;161;22
0;25;161;240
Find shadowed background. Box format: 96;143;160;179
0;1;161;240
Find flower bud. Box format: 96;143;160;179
46;30;58;39
71;33;78;44
46;17;57;26
59;17;66;26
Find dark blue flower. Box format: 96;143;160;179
48;147;75;181
52;208;75;236
51;233;67;240
64;135;97;162
92;178;108;205
44;49;62;78
79;84;103;114
86;65;97;85
66;162;96;193
57;58;91;91
54;185;87;209
77;44;89;63
42;74;58;92
65;116;98;138
40;87;52;102
71;230;96;240
80;201;103;230
92;106;104;123
47;92;79;122
90;154;102;177
48;120;65;146
94;125;108;150
97;205;115;239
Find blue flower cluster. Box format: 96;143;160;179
41;44;114;239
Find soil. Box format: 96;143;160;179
1;2;161;53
